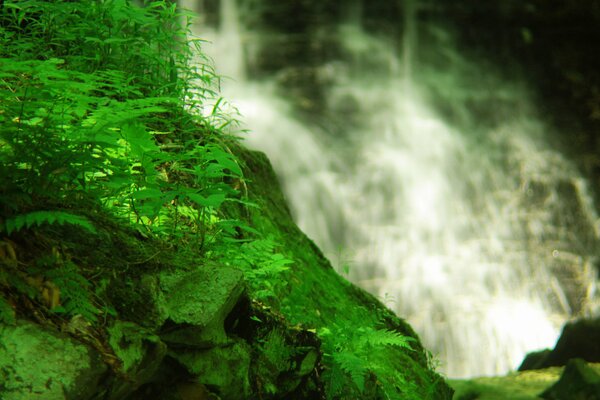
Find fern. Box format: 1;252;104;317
320;325;416;399
356;327;415;350
333;351;368;393
218;238;293;300
44;262;99;322
2;211;97;235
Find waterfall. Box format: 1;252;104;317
184;0;600;378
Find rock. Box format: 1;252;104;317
541;358;600;400
158;265;245;347
520;317;600;371
171;340;252;400
105;321;167;399
0;319;107;400
519;349;553;371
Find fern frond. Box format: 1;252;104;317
323;361;346;400
3;211;97;235
45;263;99;322
360;328;415;350
333;351;368;393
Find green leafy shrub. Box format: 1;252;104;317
0;0;247;322
2;211;97;235
0;0;240;240
216;238;294;301
320;325;419;399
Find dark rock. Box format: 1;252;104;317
540;358;600;400
519;349;552;371
520;317;600;371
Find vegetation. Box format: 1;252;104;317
0;1;447;398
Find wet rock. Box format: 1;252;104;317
0;319;107;400
540;358;600;400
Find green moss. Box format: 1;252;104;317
449;368;566;400
230;146;453;399
0;320;107;399
171;341;252;400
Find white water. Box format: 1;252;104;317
182;0;600;378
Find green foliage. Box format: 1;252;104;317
0;295;16;324
0;0;238;245
320;325;418;399
43;261;100;322
217;238;293;301
2;211;96;235
0;0;251;325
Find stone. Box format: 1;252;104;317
106;321;167;399
520;317;600;371
171;340;252;400
0;319;107;400
158;264;245;347
519;349;553;371
541;358;600;400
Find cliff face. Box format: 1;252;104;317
0;145;452;400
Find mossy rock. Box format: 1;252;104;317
229;146;453;399
0;320;107;400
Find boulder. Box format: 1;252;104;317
541;358;600;400
520;317;600;371
0;319;107;400
171;340;252;400
105;321;168;399
158;265;245;348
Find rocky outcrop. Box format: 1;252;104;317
520;317;600;371
0;320;107;400
541;358;600;400
0;262;321;400
0;146;452;399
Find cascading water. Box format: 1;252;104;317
182;0;600;378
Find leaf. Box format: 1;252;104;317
185;192;226;208
3;211;96;235
333;351;368;393
122;123;160;156
208;146;243;176
45;263;99;322
130;188;164;201
361;328;415;350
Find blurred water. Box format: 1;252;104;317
181;0;600;378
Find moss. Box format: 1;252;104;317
450;367;565;400
230;145;453;398
0;320;107;400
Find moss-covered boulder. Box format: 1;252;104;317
0;144;450;399
0;320;107;400
230;146;453;399
158;265;245;347
450;362;600;400
105;321;167;399
541;358;600;400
